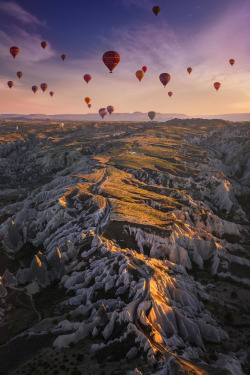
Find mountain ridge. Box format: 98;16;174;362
1;112;250;122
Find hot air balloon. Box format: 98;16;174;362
214;82;221;91
187;67;192;74
229;59;235;66
102;51;120;73
107;106;114;115
136;70;144;82
88;104;91;108
40;83;48;92
99;108;108;119
10;46;19;58
7;81;14;89
85;97;91;105
159;73;171;87
50;91;54;97
83;74;92;84
152;6;161;16
17;71;23;79
168;91;173;97
32;85;38;94
148;111;156;121
142;66;147;73
41;41;47;49
61;54;66;61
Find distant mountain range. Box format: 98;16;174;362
0;112;250;122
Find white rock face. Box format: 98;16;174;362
213;353;245;375
0;277;8;298
2;269;17;287
126;346;138;360
0;122;248;375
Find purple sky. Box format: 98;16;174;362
0;0;250;115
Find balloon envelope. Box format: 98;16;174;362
10;46;19;58
88;104;91;108
148;111;156;121
168;91;173;97
32;85;38;94
214;82;221;91
83;74;92;84
152;6;161;16
99;108;108;118
136;70;144;82
41;41;47;49
107;106;114;115
85;97;91;104
102;51;120;73
17;71;23;79
159;73;171;87
187;67;192;74
50;91;54;97
142;66;147;73
229;59;235;66
40;83;48;92
61;54;66;61
7;81;14;89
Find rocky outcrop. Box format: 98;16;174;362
0;121;249;375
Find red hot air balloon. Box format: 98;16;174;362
10;46;19;58
32;85;38;94
17;71;23;79
136;70;144;82
50;91;54;97
85;97;91;105
7;81;14;89
83;74;92;84
229;59;235;66
41;41;48;49
214;82;221;91
159;73;171;87
61;54;66;61
102;51;120;73
187;67;192;74
40;83;48;92
99;108;108;118
168;91;173;97
152;6;161;16
142;66;147;73
107;106;114;115
88;104;91;108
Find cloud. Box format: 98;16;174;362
0;27;55;64
0;2;45;26
99;21;185;73
1;0;250;116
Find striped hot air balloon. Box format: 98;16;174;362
102;51;120;73
10;46;19;58
136;70;144;82
214;82;221;91
159;73;171;87
40;83;48;92
7;81;14;89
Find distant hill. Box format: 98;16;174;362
0;112;188;122
0;112;250;122
200;113;250;121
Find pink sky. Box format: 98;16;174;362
0;1;250;116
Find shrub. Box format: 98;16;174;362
76;354;84;362
231;291;238;298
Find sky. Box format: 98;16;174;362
0;0;250;116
